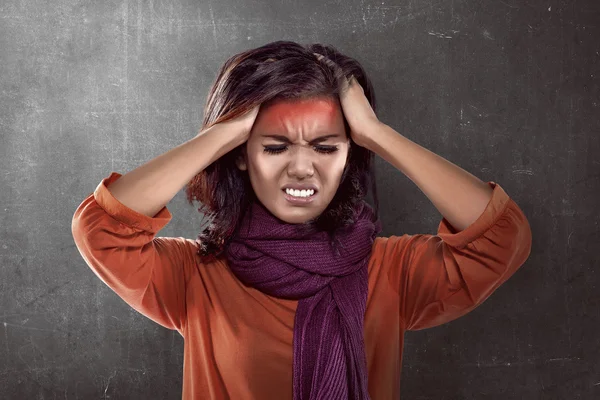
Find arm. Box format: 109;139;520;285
364;124;531;330
363;122;494;232
337;74;531;329
71;110;258;331
106;113;257;218
71;172;196;332
337;74;493;232
377;181;532;330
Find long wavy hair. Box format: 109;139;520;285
185;40;380;257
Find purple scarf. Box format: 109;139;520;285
225;200;382;400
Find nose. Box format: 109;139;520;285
286;146;315;179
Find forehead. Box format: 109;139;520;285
254;97;343;133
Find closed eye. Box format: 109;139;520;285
263;145;339;155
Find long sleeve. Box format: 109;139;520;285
71;172;196;333
378;181;532;331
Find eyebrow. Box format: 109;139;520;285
261;134;342;144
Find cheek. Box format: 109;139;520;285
248;153;279;182
328;153;347;170
313;153;348;186
329;149;350;172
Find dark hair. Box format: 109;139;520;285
185;40;380;257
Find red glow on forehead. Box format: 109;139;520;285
259;97;339;125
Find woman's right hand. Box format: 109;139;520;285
200;104;261;147
231;104;261;141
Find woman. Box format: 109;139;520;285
72;40;532;399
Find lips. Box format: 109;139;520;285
282;189;317;205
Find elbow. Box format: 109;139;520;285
505;199;533;270
514;214;533;267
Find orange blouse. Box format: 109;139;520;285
71;172;532;399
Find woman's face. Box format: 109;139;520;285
236;96;350;224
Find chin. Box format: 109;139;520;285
275;210;318;225
257;194;327;225
267;204;322;225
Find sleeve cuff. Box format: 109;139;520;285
93;171;172;233
436;181;511;248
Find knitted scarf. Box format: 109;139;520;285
225;200;382;400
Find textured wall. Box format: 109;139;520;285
1;0;598;398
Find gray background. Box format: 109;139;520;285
1;0;599;399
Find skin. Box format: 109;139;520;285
236;96;350;224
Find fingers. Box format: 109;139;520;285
313;53;340;71
313;53;353;92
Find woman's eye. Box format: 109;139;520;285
314;145;339;154
263;146;286;154
263;145;339;154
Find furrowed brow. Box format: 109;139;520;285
262;134;341;144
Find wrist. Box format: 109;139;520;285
360;121;388;152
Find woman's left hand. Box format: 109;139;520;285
313;54;381;149
337;74;381;149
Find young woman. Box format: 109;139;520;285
72;40;532;399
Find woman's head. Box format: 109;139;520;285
237;96;350;224
185;40;379;256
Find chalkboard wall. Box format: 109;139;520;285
1;0;598;399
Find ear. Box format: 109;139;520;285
235;149;248;171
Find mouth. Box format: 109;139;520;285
281;188;318;205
